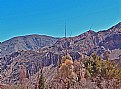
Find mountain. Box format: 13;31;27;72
0;22;121;85
0;34;58;57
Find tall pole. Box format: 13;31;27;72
65;23;67;55
65;24;66;39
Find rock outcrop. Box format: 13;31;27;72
1;22;121;85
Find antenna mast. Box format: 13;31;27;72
89;24;93;30
65;23;67;55
65;24;66;39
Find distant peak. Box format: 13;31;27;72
88;30;96;33
98;22;121;33
78;30;96;37
84;30;96;34
113;22;121;28
108;22;121;32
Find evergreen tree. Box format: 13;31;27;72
38;69;46;89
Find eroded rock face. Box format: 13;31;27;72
0;34;58;57
99;34;121;50
1;22;121;84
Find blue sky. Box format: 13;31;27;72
0;0;121;42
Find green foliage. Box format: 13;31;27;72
84;56;96;77
53;53;121;88
85;53;121;81
38;69;46;89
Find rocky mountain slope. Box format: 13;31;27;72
0;22;121;85
0;34;58;57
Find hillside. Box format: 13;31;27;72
0;22;121;89
0;34;58;57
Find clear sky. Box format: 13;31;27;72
0;0;121;42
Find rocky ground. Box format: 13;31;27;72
0;22;121;89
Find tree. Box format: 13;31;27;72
84;53;121;88
58;54;79;88
84;55;96;78
38;69;46;89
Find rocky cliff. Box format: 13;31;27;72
0;22;121;84
0;34;58;57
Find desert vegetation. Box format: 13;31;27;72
1;52;121;89
46;53;121;89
